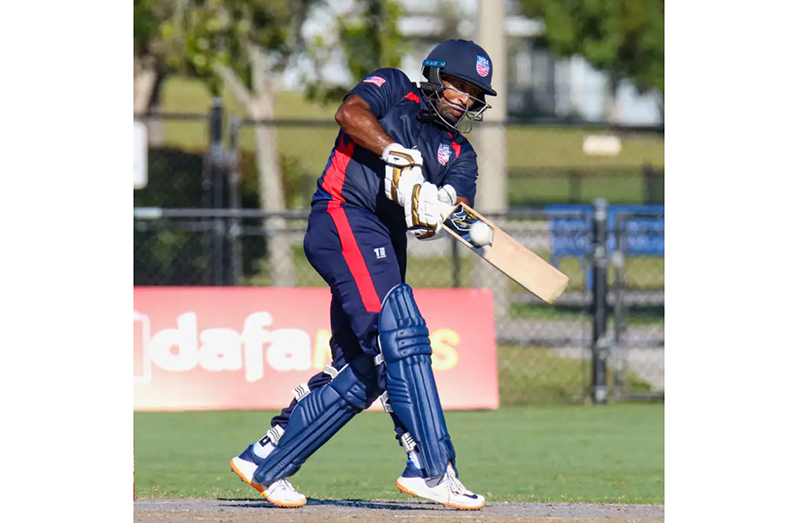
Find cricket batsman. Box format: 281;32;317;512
230;39;497;510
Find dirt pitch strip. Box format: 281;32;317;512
134;498;664;523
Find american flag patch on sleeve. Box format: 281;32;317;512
363;76;387;87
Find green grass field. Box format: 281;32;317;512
134;403;663;504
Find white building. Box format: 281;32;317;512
396;0;662;125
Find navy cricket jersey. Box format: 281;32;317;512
312;68;479;231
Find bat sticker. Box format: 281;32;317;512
444;205;492;250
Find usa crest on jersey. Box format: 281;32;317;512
476;55;490;77
437;143;452;165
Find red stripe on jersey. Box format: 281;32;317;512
326;200;382;313
321;136;355;201
404;92;420;103
446;131;461;159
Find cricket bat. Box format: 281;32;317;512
441;203;569;304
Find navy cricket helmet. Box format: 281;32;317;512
419;39;496;133
422;39;497;96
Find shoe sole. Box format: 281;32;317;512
396;480;485;510
230;458;306;508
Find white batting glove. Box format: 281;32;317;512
382;143;424;205
407;184;457;241
381;142;423;167
436;184;457;220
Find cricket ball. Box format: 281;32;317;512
469;220;493;247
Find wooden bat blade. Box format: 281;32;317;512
442;203;570;303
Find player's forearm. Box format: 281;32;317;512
335;99;395;157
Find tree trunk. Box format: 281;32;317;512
134;62;157;115
133;60;164;146
253;104;296;287
215;58;295;286
250;49;295;287
147;73;165;146
605;73;621;125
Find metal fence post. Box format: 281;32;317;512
610;249;625;399
227;116;242;286
591;198;609;404
209;98;225;286
451;236;461;288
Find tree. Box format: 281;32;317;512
155;0;321;285
304;0;410;104
135;0;407;285
515;0;664;121
134;0;178;143
134;0;162;113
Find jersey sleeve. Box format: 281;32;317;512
442;144;479;205
346;68;414;119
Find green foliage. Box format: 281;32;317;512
134;0;181;86
238;149;312;210
153;0;315;94
134;404;664;502
134;148;206;208
135;0;409;229
134;0;165;58
516;0;664;94
306;0;410;104
339;0;408;80
139;0;405;101
133;147;313;285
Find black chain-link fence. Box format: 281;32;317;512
134;107;664;405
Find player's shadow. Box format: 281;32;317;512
308;498;444;511
220;498;445;511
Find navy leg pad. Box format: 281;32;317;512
379;283;455;478
253;354;380;486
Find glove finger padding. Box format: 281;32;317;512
405;182;440;231
436;184;457;219
382;143;424;205
385;164;424;205
410;184;458;241
381;143;423;168
410;222;443;240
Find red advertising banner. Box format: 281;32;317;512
134;287;498;411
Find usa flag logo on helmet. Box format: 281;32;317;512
437;143;452;165
476;55;490;77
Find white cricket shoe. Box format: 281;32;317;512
260;478;307;508
396;461;485;510
230;444;307;508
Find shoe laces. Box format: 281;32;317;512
444;467;469;495
274;478;298;493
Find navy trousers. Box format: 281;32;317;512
269;200;410;440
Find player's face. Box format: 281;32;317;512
437;75;483;124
